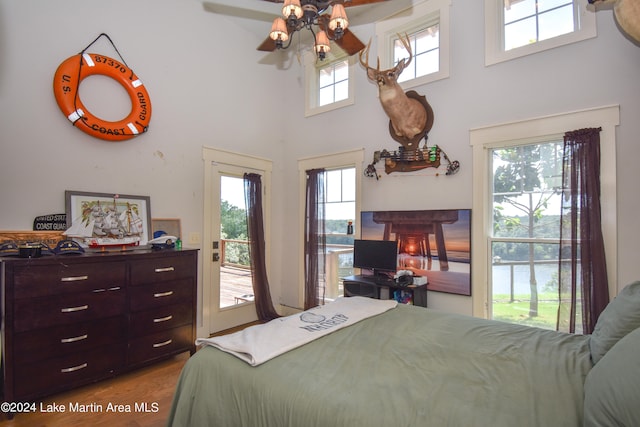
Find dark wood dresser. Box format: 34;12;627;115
1;248;197;407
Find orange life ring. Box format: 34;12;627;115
53;53;151;141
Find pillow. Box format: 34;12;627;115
589;281;640;364
583;327;640;426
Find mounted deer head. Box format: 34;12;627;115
359;34;429;149
588;0;640;45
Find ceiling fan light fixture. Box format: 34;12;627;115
329;4;349;36
282;0;303;20
269;17;289;43
315;30;331;60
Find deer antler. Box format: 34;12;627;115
358;38;377;73
359;34;412;76
396;33;412;70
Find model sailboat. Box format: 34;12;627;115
64;196;143;248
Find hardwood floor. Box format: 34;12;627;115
0;351;190;427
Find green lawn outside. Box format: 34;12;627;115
492;291;559;330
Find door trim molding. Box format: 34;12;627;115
201;146;273;336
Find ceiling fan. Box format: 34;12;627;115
202;0;397;59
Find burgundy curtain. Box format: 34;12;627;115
557;128;609;334
304;169;326;309
243;173;280;321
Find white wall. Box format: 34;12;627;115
1;0;639;318
0;0;288;325
274;1;640;312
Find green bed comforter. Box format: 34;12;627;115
167;304;592;427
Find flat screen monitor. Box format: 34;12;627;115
352;239;398;275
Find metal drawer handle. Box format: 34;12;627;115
153;339;172;348
92;286;120;293
60;275;89;282
154;267;175;273
154;291;174;298
61;334;88;343
61;362;88;373
61;305;89;313
153;315;173;323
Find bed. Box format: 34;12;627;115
167;282;640;427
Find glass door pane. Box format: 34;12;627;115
219;175;253;309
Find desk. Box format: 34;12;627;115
342;275;427;307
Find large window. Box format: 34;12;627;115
485;0;596;65
324;167;357;300
298;149;364;307
376;0;450;88
470;106;619;324
490;140;564;329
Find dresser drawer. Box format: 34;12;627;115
1;249;198;406
14;344;125;399
130;253;195;286
14;288;126;332
129;278;193;311
14;316;125;364
128;324;193;366
129;303;192;338
13;261;126;299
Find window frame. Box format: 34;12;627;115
297;149;364;308
375;0;451;89
469;105;619;319
304;51;355;117
484;0;597;66
489;138;566;328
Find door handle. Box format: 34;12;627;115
213;253;220;262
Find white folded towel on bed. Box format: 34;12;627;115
196;296;397;366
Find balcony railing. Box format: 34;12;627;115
491;258;577;302
220;239;353;300
221;239;251;270
326;244;354;299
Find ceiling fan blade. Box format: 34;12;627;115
333;29;366;56
250;0;410;55
318;15;365;56
202;1;277;22
257;36;278;52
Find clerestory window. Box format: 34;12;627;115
318;60;349;107
485;0;596;65
376;0;450;88
305;51;355;117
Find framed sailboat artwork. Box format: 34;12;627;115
64;190;151;248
